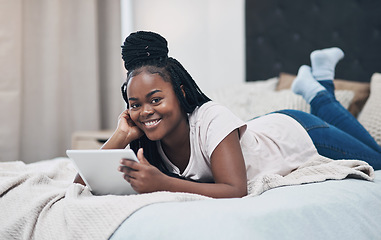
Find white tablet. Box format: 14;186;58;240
66;149;139;195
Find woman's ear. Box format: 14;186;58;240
180;85;186;98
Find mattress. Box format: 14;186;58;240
111;170;381;240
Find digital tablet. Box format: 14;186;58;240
66;149;139;195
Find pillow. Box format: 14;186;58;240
358;73;381;146
277;72;370;117
208;78;354;121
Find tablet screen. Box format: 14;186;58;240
66;149;139;195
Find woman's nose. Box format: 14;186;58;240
140;104;154;117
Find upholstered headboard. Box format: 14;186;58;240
245;0;381;82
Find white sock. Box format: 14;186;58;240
292;65;325;103
310;47;344;80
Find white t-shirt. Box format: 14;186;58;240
157;101;319;182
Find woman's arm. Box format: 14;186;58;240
120;129;247;198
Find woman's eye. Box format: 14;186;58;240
151;98;161;104
130;103;140;109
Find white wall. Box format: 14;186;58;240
121;0;245;95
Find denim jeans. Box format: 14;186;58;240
276;82;381;170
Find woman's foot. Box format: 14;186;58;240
292;65;325;103
310;47;344;81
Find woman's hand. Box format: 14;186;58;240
116;110;144;142
118;148;169;193
101;110;143;149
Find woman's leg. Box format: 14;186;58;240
292;48;381;153
277;109;381;170
309;91;381;153
310;47;344;95
292;47;343;103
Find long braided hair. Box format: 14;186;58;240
120;31;211;175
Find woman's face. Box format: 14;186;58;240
127;71;187;142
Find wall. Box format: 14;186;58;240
123;0;245;95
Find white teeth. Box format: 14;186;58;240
144;119;161;126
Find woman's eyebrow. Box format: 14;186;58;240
128;89;162;101
146;89;162;98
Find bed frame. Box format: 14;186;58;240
245;0;381;82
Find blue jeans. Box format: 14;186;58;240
276;81;381;170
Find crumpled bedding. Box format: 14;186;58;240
0;156;374;240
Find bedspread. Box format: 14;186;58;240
0;156;374;240
0;159;208;240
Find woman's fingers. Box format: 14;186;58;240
120;158;139;168
118;110;129;122
137;148;150;165
123;172;136;183
119;164;137;183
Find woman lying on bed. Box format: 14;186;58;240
74;31;381;198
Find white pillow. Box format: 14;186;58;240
208;78;354;121
358;73;381;146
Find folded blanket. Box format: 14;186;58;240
0;156;374;240
246;155;374;197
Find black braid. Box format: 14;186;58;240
122;31;168;71
166;57;211;113
120;31;211;178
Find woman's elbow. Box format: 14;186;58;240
73;173;86;186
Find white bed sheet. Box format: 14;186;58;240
111;170;381;240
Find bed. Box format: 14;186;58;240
1;1;381;239
1;73;380;240
110;73;381;240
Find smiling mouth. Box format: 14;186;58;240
142;119;162;128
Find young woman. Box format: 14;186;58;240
74;31;381;198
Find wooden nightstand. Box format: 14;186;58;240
71;130;114;150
